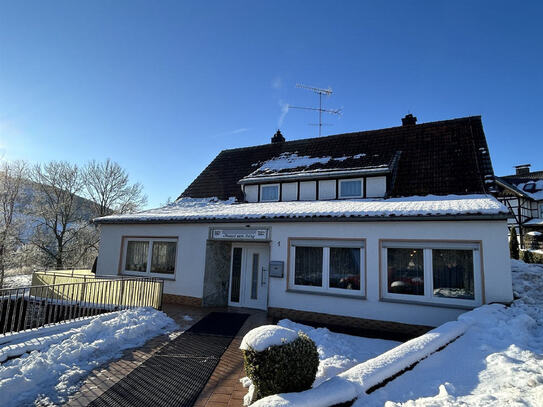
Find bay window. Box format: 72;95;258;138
123;238;177;277
290;239;365;295
381;241;481;306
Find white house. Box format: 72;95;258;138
94;115;513;336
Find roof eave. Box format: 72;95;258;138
94;213;508;225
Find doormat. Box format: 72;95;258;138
88;312;250;407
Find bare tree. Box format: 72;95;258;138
83;159;147;217
0;160;28;287
28;161;93;269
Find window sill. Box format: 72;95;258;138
379;297;479;310
287;288;366;300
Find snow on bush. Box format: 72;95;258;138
0;307;176;406
242;330;319;404
240;325;298;352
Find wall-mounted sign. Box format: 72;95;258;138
210;228;269;241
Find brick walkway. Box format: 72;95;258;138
64;304;270;407
194;311;270;407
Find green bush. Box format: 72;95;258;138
510;227;519;260
523;250;534;263
242;332;319;402
521;250;543;264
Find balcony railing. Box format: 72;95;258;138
0;272;164;336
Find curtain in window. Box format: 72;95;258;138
125;241;149;272
340;181;362;197
295;246;323;286
432;249;474;299
261;186;278;201
151;242;176;274
387;248;424;295
329;248;360;290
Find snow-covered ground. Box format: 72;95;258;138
353;259;543;406
0;307;178;406
251;260;543;407
2;273;32;289
241;320;400;404
277;320;400;387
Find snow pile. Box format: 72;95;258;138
241;321;399;405
0;307;176;406
240;325;298;352
252;318;470;407
254;261;543;407
278;320;398;387
2;274;32;289
95;194;508;224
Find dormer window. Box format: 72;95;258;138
339;179;363;198
260;184;279;202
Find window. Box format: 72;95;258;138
290;239;365;295
381;241;481;306
261;184;279;201
539;204;543;219
123;238;177;277
230;248;242;302
339;179;363;198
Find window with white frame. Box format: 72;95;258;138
123;238;177;277
290;239;365;295
381;241;482;306
339;179;363;198
539;203;543;219
260;184;279;202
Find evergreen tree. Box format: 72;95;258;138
509;227;520;260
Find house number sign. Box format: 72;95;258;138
211;228;269;241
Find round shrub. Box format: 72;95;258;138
242;331;319;402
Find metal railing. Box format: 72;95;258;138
0;274;164;336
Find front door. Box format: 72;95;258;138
228;245;269;310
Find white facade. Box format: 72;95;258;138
97;219;512;327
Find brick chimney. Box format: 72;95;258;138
271;129;285;143
515;164;531;175
402;114;417;126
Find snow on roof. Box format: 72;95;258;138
525;218;543;226
516;180;543;201
240;325;298;352
94;194;508;224
251;152;333;172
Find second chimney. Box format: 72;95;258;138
515;164;531;175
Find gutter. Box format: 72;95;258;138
238;167;390;185
94;213;509;225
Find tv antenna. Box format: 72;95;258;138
289;84;342;137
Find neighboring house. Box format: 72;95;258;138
494;165;543;250
94;114;512;335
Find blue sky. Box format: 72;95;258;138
1;1;542;208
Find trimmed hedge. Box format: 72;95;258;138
242;332;319;402
521;250;543;264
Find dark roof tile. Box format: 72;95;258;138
180;116;494;201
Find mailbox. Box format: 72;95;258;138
269;261;284;278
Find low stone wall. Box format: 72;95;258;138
162;293;202;307
268;307;433;339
